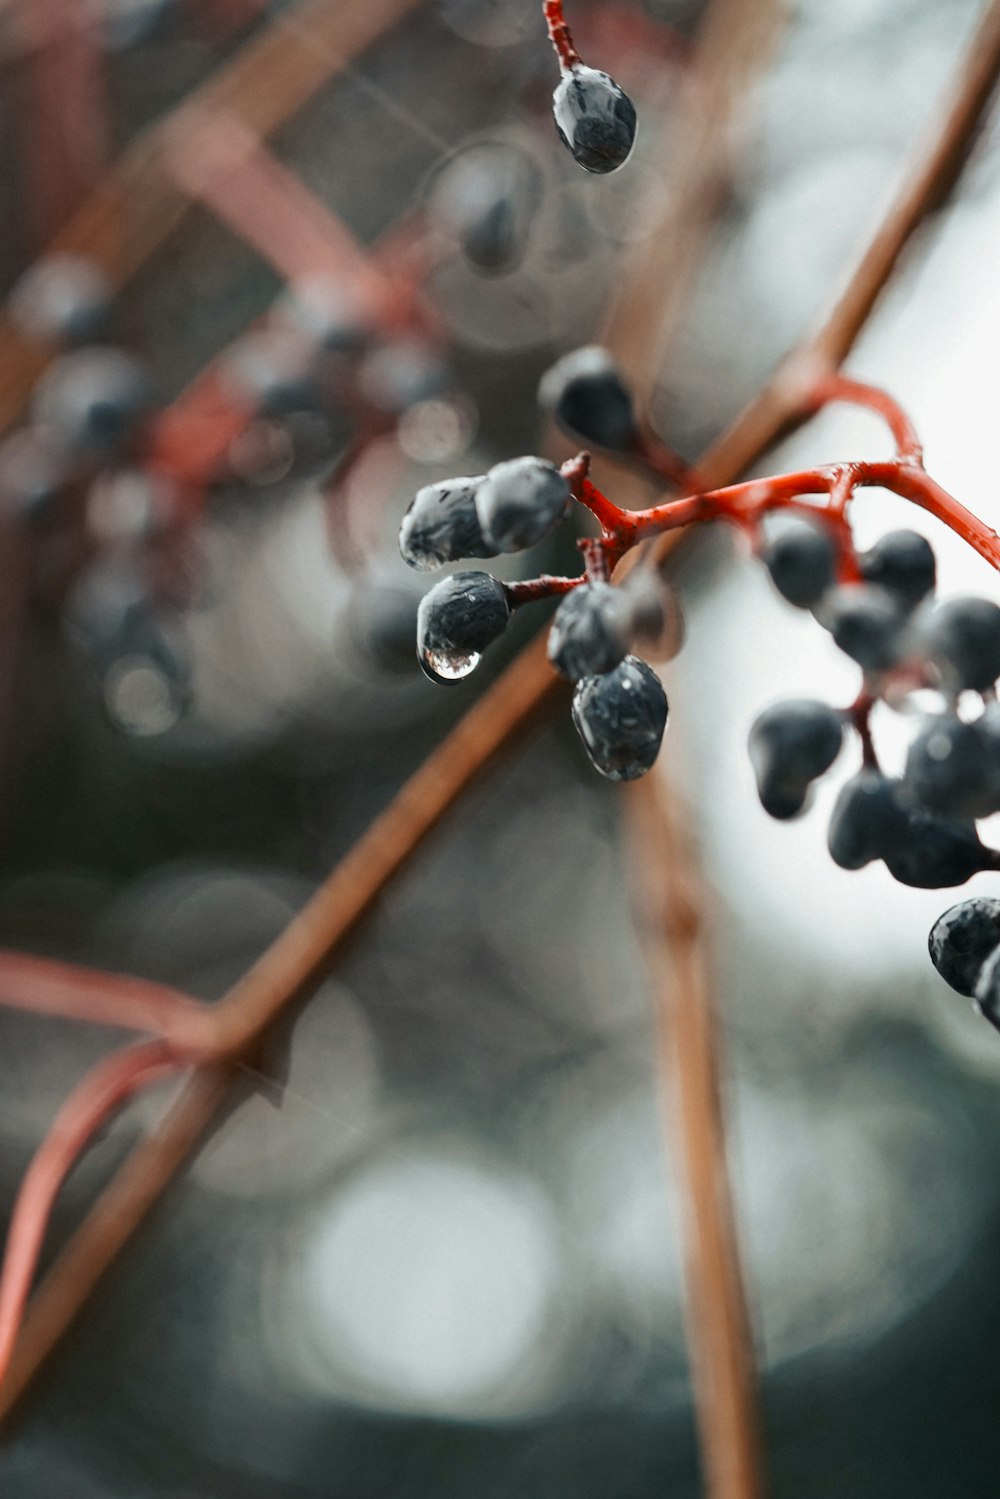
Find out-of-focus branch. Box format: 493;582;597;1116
0;0;425;432
4;0;1000;1432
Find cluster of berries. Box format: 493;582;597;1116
752;516;1000;890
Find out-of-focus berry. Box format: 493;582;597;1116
274;277;373;355
428;141;543;275
928;897;1000;996
399;476;495;571
416;570;510;683
86;469;177;544
827;768;908;870
537;346;635;451
358;340;451;416
904;714;1000;819
922;597;1000;692
226;329;322;416
10;254;112;346
859;528;935;613
31;347;154;460
475;456;570;551
552;65;637;174
0;429;70;522
571;655;668;780
760;513;836;609
548;581;630;679
818;584;908;672
748;699;843;819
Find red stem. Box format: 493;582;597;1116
0;1041;183;1387
543;0;582;73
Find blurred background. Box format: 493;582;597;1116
2;0;1000;1494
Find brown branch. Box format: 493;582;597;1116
4;0;1000;1430
0;0;425;433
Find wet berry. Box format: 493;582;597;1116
399;476;495;571
537;346;636;451
928;897;1000;996
859;528;935;612
819;584;907;672
475;456;570;552
552;65;637;175
748;699;844;819
922;596;1000;692
428;141;543;275
760;514;836;609
548;582;630;679
974;945;1000;1021
416;570;510;683
571;655;668;780
827;768;908;870
904;714;1000;819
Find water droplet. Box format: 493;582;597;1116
420;645;482;684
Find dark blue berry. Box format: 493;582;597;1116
883;807;987;889
904;714;1000;819
748;699;844;820
399;476;495;571
827;768;908;869
359;339;451;415
552;65;637;175
416;570;510;683
760;514;836;609
974;945;1000;1021
923;597;1000;692
859;529;935;613
571;655;668;780
475;456;570;551
548;582;630;679
819;584;908;672
31;347;154;459
537;346;636;451
226;329;321;415
276;277;373;355
928;897;1000;996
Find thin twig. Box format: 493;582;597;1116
4;0;1000;1430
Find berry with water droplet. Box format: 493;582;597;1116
399;476;495;571
476;456;571;552
548;582;631;679
552;65;637;174
748;699;844;820
859;529;935;613
571;655;667;780
538;346;636;451
928;897;1000;996
416;570;510;683
760;514;836;610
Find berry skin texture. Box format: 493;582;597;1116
538;346;636;451
399;476;496;571
748;699;844;820
548;582;631;679
928;897;1000;996
922;597;1000;692
904;714;1000;819
475;456;571;552
827;768;908;870
416;570;510;684
859;528;936;613
819;584;908;672
760;514;836;609
974;945;1000;1020
571;655;668;781
552;65;637;175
